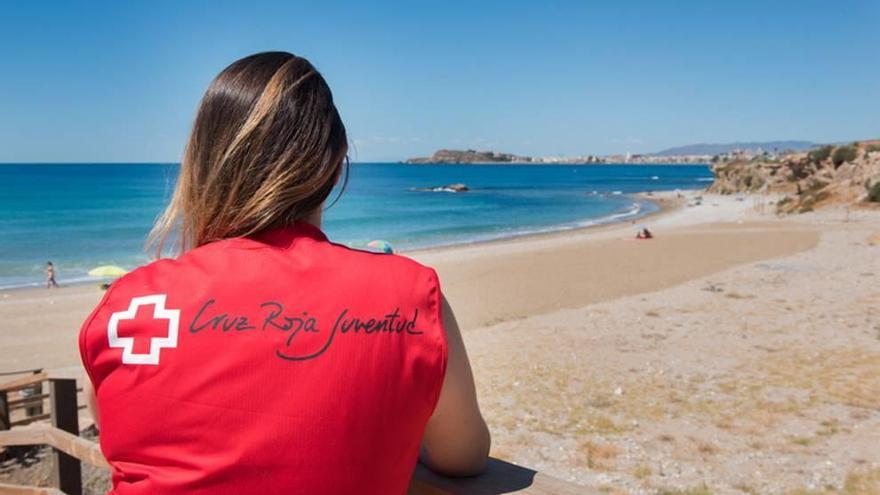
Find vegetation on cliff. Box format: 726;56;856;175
708;140;880;213
867;181;880;203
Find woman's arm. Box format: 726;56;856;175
419;295;491;476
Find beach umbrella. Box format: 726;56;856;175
88;265;128;278
366;240;394;254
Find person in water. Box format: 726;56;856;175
46;261;58;288
79;52;490;495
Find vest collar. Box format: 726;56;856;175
248;221;328;248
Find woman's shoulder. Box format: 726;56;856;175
324;240;437;275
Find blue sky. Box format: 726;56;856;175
0;1;877;162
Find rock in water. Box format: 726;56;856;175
415;183;470;193
444;183;469;192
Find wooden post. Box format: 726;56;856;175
49;378;81;495
0;390;8;430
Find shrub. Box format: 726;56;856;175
812;189;831;203
748;176;765;191
867;181;880;202
832;145;858;168
808;145;833;164
776;196;793;214
788;160;812;180
866;144;880;153
776;196;793;213
657;484;713;495
806;179;828;193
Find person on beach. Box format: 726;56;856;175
78;52;489;495
45;261;58;288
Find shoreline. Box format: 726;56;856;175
411;192;819;330
0;191;678;293
406;192;678;258
0;190;818;372
400;161;710;166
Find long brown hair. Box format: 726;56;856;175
148;51;348;256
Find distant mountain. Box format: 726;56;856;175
653;141;817;157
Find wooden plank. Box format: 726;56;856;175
0;427;108;469
0;374;47;393
49;379;81;495
44;429;108;469
0;483;65;495
408;479;453;495
0;368;42;378
0;426;50;446
409;458;597;495
9;393;49;408
10;413;51;427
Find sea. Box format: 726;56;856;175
0;163;713;289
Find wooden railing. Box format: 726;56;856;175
0;373;593;495
1;371;87;495
1;370;48;429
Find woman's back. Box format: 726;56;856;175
79;51;488;494
79;222;447;494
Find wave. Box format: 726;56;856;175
396;200;653;251
696;178;714;182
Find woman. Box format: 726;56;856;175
79;51;489;495
46;261;59;288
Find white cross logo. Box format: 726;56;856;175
108;294;180;365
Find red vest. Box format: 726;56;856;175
79;222;447;495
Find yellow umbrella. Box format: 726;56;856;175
88;265;128;278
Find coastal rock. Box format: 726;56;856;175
415;183;469;193
441;183;469;192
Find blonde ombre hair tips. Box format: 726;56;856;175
148;51;348;257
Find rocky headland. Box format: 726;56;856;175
406;149;530;164
708;140;880;213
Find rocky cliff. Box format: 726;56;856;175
708;140;880;213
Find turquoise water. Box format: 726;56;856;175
0;163;712;288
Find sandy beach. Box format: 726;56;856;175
0;193;814;370
2;191;878;494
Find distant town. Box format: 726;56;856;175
404;141;819;165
